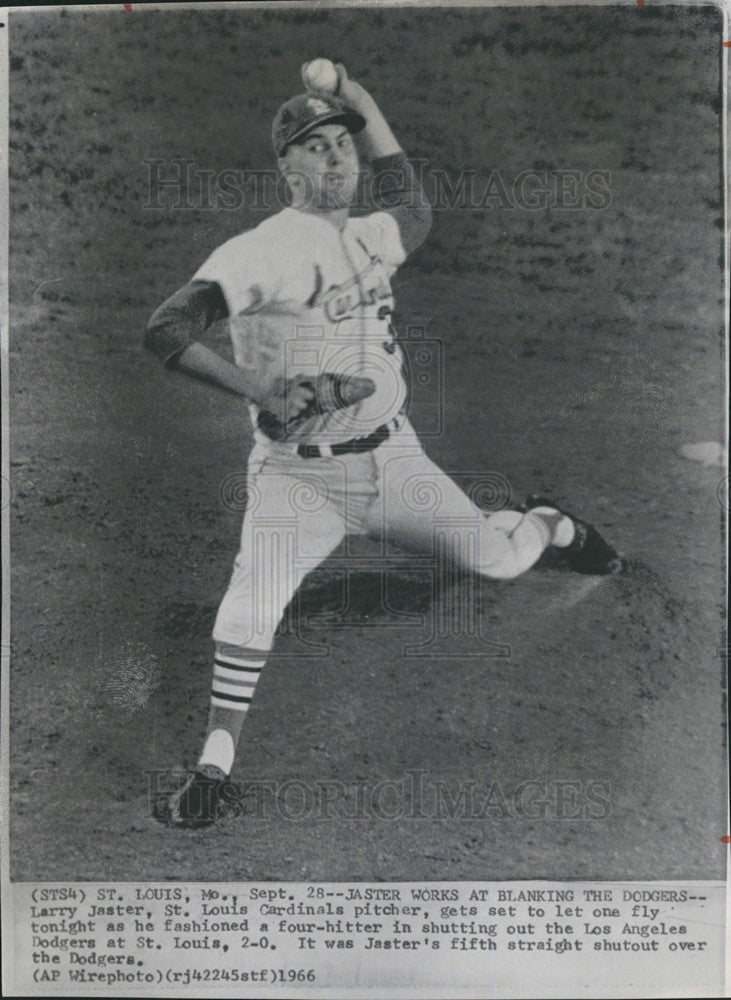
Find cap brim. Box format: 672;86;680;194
278;110;366;155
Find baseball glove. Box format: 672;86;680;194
257;372;375;441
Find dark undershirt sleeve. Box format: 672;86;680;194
370;152;433;256
144;280;229;367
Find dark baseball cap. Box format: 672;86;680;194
272;91;366;156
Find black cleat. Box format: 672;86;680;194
522;494;626;575
153;768;235;829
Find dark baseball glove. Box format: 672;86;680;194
257;372;376;441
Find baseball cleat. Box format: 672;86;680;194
522;495;626;575
153;768;232;829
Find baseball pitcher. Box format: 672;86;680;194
145;63;623;828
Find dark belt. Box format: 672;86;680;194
297;421;393;459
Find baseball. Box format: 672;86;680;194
303;58;339;94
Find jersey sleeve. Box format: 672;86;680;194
144;280;228;366
358;210;407;274
370;152;432;257
192;230;281;316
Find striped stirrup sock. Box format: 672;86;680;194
197;643;268;776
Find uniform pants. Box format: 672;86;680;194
213;418;548;649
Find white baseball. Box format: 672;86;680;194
303;58;339;94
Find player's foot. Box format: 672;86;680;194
521;494;626;575
153;766;233;829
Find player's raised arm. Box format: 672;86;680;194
333;64;432;254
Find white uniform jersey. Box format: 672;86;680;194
193;206;408;446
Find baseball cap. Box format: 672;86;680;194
272;91;366;156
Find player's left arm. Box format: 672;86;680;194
144;281;310;414
336;66;432;255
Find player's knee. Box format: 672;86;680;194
476;510;545;579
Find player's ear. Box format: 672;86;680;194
278;159;312;206
278;154;295;190
278;148;301;176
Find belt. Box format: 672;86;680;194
297;417;399;459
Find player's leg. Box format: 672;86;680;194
156;448;346;827
366;421;573;580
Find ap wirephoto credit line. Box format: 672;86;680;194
1;2;728;998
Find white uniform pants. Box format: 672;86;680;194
213;418;549;648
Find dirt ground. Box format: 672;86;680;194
6;4;727;882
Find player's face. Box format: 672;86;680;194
281;124;360;211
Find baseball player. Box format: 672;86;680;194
145;63;623;828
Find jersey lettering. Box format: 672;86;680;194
315;255;393;323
